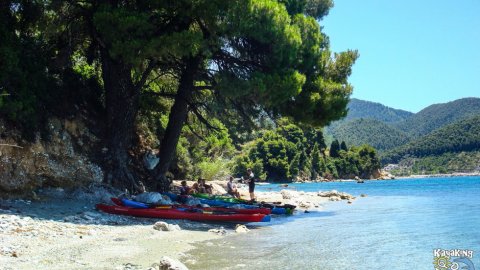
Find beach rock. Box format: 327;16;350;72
208;227;226;235
83;211;101;219
0;118;103;195
347;200;353;204
318;190;354;200
280;190;295;199
329;196;341;201
298;201;312;208
153;222;181;231
210;183;227;195
235;224;249;233
158;256;189;270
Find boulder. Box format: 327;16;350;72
158;256;189;270
298;201;311;208
318;190;354;200
210;183;227;195
329;196;341;201
280;190;295;199
208;227;226;235
153;222;181;231
0;118;103;195
235;224;249;233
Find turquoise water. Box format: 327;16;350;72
187;177;480;270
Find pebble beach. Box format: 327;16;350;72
0;184;354;270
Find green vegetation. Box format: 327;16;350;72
382;115;480;164
344;98;413;123
1;0;365;190
232;122;380;181
388;151;480;176
328;118;411;152
325;97;480;176
393;98;480;137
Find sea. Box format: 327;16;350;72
186;176;480;270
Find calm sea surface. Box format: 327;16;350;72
186;177;480;270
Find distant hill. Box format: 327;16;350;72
393;97;480;137
325;97;480;175
344;98;413;123
326;97;480;154
382;115;480;164
328;118;411;152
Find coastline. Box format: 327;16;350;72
0;185;341;270
396;172;480;179
0;189;225;270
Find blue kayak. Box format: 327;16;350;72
121;198;149;208
164;193;288;215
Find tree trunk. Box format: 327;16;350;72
153;56;201;192
101;49;140;191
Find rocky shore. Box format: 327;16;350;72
0;185;356;270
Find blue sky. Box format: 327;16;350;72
322;0;480;112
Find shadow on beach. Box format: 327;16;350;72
0;186;314;231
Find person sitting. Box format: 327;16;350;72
191;182;200;193
179;180;193;195
227;176;240;199
196;178;207;193
201;178;213;194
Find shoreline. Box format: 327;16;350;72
395;172;480;179
0;186;343;270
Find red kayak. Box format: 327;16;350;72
111;198;272;215
96;204;270;223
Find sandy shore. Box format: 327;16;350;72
0;185;351;270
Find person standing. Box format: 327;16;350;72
246;168;255;201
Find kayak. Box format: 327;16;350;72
112;198;272;215
96;204;270;223
192;193;242;203
164;193;292;215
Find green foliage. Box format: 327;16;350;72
310;143;326;178
195;159;230;181
329;139;340;158
233;121;380;181
393;98;480;137
343;98;413;123
389;151;480;176
383;115;480;164
0;2;52;137
340;141;348;151
328;118;412;152
1;0;362;188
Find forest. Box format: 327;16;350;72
1;0;382;191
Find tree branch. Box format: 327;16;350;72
188;104;221;132
135;59;158;91
186;122;205;141
0;144;23;149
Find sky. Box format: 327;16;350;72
322;0;480;113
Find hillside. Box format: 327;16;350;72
382;115;480;164
344;98;414;123
386;151;480;176
394;97;480;137
327;118;411;152
326;99;413;150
